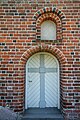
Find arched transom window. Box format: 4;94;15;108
41;20;56;40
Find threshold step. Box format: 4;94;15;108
21;108;64;120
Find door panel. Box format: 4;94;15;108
45;73;58;107
27;73;40;107
44;54;58;107
27;54;40;108
44;54;57;68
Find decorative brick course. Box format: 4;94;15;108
0;0;80;119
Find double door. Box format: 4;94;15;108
27;53;59;108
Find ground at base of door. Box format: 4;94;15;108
21;108;64;120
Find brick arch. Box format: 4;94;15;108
36;12;62;40
34;7;65;41
20;45;66;65
34;7;65;20
19;45;67;112
37;13;60;25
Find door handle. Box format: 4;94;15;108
29;81;32;82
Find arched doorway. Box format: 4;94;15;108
25;52;60;109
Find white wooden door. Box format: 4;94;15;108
26;53;59;108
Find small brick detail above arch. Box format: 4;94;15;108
20;45;66;65
34;7;65;20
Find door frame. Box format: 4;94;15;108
25;52;60;109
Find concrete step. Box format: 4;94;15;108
21;108;64;120
22;117;64;120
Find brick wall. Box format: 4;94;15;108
0;0;80;119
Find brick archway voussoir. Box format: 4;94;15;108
20;45;66;65
34;7;65;20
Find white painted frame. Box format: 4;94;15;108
25;52;60;109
